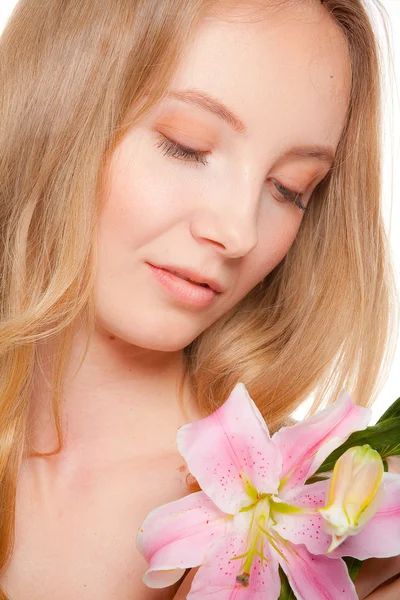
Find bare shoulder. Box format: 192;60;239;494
1;451;192;600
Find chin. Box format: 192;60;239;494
94;309;207;353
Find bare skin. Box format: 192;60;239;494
3;1;395;599
0;326;199;599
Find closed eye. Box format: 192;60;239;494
268;179;307;212
155;135;210;165
155;134;308;211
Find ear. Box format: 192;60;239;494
172;567;200;599
386;455;400;474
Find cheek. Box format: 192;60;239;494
97;143;187;264
269;215;300;262
248;212;302;287
219;215;301;313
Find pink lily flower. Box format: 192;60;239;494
136;383;400;599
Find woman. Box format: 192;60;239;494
0;0;398;598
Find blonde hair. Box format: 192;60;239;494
0;0;397;593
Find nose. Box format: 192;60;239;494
189;178;261;259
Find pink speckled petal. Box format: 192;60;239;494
271;480;333;556
177;382;283;514
282;478;330;508
272;389;371;498
270;535;358;600
327;472;400;560
136;491;230;588
187;511;281;600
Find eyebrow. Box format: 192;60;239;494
166;88;336;166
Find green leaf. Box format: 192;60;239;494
376;396;400;423
343;556;364;582
305;473;333;485
278;565;297;600
305;417;400;480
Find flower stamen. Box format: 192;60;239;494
234;498;272;586
236;572;250;586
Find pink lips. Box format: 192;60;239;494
147;264;218;308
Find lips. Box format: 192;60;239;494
149;263;224;293
148;263;218;307
167;270;210;288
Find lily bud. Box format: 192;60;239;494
317;444;385;554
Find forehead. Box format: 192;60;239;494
165;1;351;152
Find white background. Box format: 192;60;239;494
1;0;399;424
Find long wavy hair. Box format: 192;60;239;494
0;0;397;594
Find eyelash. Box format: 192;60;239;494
155;135;308;212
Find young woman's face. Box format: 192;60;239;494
95;1;351;351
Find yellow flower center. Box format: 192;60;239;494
232;484;305;587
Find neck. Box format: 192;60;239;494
26;321;198;469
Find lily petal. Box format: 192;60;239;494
177;382;283;514
327;472;400;559
187;511;281;599
272;389;371;498
136;491;230;588
270;480;333;556
270;534;358;600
